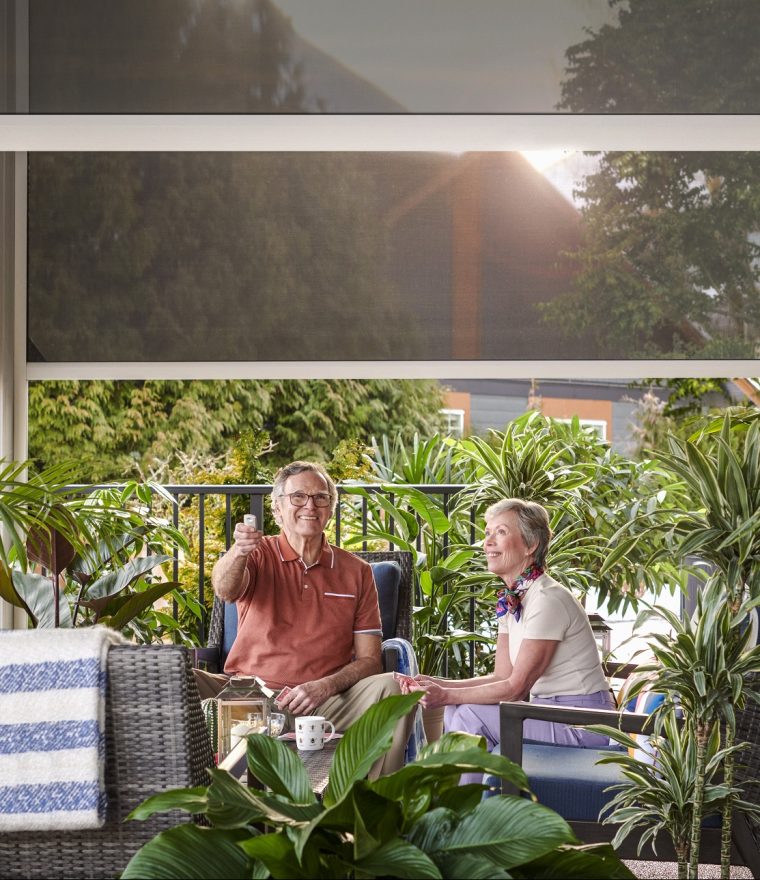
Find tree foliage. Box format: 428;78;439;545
558;0;760;114
542;152;760;357
28;379;444;481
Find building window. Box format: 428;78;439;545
556;417;607;441
440;408;465;437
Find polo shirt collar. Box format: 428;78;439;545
276;531;335;569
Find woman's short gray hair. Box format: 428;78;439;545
271;460;338;514
485;498;552;567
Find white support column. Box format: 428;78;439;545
0;151;27;630
0;0;29;629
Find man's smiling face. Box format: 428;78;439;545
273;471;333;544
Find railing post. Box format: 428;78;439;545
198;493;206;644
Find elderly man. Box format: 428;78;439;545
194;459;412;777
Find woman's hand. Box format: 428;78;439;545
394;673;452;707
411;680;449;709
413;674;440;688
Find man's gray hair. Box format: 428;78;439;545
271;460;338;513
485;498;552;567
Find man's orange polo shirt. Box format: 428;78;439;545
223;532;383;689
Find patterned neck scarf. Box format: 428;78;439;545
495;562;544;623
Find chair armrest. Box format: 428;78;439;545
194;646;222;673
499;701;652;795
603;661;639;680
382;644;402;674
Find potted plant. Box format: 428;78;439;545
121;693;634;879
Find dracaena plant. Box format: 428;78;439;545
0;460;189;640
588;713;758;880
122;694;634;880
591;579;760;879
600;410;760;879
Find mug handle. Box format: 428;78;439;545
323;720;336;743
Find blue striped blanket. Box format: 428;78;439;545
0;626;124;830
382;636;427;763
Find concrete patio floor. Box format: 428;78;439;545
625;860;753;878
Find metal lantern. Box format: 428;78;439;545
216;676;272;761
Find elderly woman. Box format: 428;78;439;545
402;498;613;766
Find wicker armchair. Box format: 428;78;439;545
197;549;414;674
0;644;214;880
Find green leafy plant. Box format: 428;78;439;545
123;694;633;879
590;710;758;878
617;584;760;879
342;481;490;678
1;463;188;639
601;411;760;877
458;412;687;614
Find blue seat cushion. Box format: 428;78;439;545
220;560;402;662
520;742;624;820
484;744;626;820
488;743;721;827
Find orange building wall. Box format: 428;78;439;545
442;390;472;434
540;398;613;440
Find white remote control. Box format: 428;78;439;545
243;514;257;529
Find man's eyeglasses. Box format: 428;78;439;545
281;491;332;508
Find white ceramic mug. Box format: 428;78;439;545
295;715;336;750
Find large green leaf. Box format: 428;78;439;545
435;796;574;868
205;767;320;828
69;530;141;578
432;852;509;879
350;783;404;860
370;746;530;804
240;832;319;879
128;786;210;821
323;692;422;807
121;824;253;879
392;486;451;535
343;529;417;555
245;733;316;805
11;570;72;627
405;807;458;854
100;580;181;629
511;844;635;879
353;838;442;879
79;554;171;607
